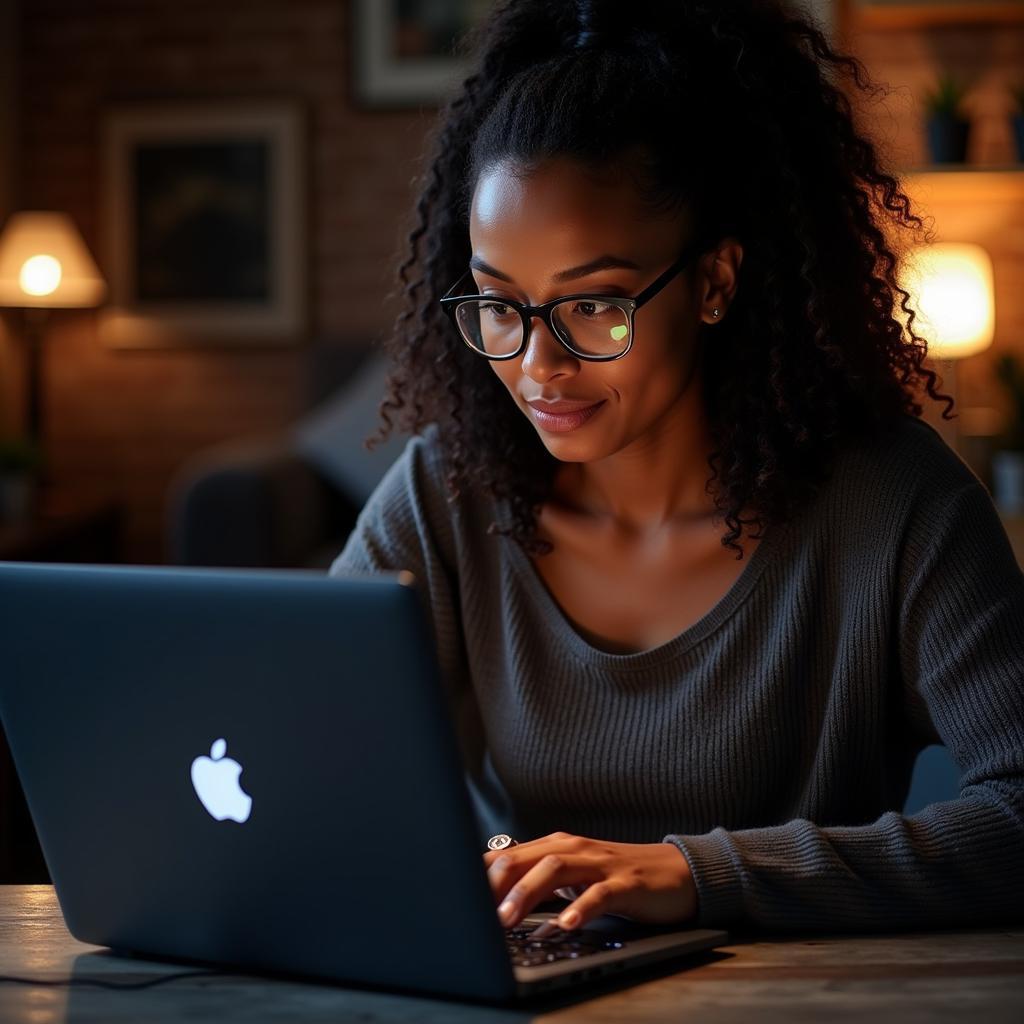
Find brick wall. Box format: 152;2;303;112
11;0;434;562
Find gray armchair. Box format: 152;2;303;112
166;349;408;569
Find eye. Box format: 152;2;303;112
568;299;618;318
480;299;517;320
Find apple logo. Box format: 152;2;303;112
190;738;253;823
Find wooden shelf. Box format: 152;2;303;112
897;167;1024;203
846;4;1024;31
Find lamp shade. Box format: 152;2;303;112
0;210;106;308
900;242;995;360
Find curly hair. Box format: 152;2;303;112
365;0;953;560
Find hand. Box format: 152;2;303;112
483;831;698;933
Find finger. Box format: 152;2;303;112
487;847;586;908
485;839;587;901
551;879;619;932
482;831;572;868
495;855;598;929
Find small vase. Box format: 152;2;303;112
1014;115;1024;163
0;473;36;523
926;114;971;164
992;450;1024;516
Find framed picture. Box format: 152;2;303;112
352;0;494;108
99;100;306;348
351;2;845;108
840;0;1024;30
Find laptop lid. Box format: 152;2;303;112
0;561;520;1001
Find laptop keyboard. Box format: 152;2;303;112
505;924;626;967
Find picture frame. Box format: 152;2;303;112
350;2;844;109
99;100;306;349
351;0;492;108
839;0;1024;31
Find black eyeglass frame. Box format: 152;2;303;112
438;236;707;362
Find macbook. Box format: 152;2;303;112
0;561;728;1003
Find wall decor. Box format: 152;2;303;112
99;100;306;348
352;0;494;108
352;2;843;109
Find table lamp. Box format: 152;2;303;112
0;210;107;447
900;242;995;455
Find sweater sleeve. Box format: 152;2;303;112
662;480;1024;932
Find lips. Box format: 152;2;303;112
525;398;603;413
525;397;607;433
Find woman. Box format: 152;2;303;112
330;0;1024;936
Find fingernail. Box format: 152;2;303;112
558;909;579;929
498;900;516;925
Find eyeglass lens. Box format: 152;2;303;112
455;298;630;358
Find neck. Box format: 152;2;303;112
563;376;719;536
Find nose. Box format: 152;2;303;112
520;314;579;383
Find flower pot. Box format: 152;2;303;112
926;114;971;164
992;450;1024;516
0;473;37;523
1014;115;1024;163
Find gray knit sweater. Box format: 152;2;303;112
328;414;1024;933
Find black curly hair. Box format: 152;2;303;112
366;0;953;560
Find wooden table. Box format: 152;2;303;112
1;886;1021;1021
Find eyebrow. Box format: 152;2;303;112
469;253;642;284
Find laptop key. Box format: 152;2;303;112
511;922;634;967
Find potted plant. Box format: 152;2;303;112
1011;80;1024;163
992;353;1024;516
0;436;43;523
922;72;972;164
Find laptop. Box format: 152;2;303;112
0;561;729;1004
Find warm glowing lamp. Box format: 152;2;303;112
900;242;995;452
0;211;107;445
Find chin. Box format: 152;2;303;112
532;425;615;464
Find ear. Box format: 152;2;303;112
699;237;743;324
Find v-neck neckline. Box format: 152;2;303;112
504;509;790;671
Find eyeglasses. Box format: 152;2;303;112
439;236;707;362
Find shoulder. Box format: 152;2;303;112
812;414;1023;598
777;412;999;570
357;422;457;533
339;419;504;555
826;413;986;515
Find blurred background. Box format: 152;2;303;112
0;0;1021;877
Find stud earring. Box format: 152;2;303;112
711;307;720;319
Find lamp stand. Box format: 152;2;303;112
19;306;52;496
21;306;50;447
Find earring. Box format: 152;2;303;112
711;307;720;319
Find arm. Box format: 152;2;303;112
663;481;1024;932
